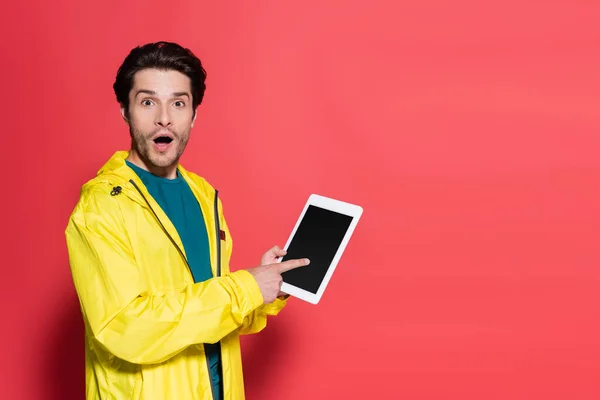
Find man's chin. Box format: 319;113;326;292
149;155;178;169
133;143;182;171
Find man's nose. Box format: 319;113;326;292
155;105;172;127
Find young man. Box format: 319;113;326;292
65;41;309;400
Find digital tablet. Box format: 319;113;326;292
278;194;363;304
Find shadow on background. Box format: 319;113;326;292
44;291;85;400
241;322;287;399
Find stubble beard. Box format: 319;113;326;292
130;126;190;170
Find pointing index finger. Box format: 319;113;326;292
278;258;310;273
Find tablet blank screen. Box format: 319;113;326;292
281;205;354;294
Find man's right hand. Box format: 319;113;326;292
246;258;310;304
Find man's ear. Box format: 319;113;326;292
191;109;197;128
120;105;129;124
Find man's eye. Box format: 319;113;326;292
141;99;153;106
174;101;185;107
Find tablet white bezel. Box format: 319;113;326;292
278;194;363;304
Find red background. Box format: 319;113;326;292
3;1;600;399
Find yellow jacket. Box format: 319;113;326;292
65;151;287;399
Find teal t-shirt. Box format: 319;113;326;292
127;161;222;399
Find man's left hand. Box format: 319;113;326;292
260;246;289;298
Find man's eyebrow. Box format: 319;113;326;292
135;89;156;97
134;90;190;98
172;92;190;98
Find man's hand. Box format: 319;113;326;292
260;245;287;266
260;246;291;298
246;251;310;304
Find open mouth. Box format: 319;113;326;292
153;136;173;144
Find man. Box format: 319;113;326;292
65;41;310;400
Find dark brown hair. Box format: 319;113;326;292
113;41;207;115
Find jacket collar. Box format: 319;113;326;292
98;150;197;180
93;150;211;204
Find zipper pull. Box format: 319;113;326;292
110;186;122;196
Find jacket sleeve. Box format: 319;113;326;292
65;187;264;365
237;296;288;335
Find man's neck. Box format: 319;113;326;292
126;150;178;179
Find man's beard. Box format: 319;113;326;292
130;126;189;169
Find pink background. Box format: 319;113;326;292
3;1;600;398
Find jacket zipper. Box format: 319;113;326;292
206;189;221;400
214;189;221;277
129;179;222;400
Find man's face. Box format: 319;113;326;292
123;68;196;171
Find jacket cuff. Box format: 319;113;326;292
230;270;264;313
261;296;288;315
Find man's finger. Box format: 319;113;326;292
278;258;310;273
271;246;287;257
